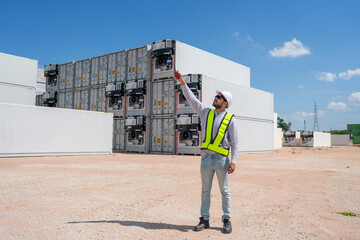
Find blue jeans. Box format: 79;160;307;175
200;151;231;221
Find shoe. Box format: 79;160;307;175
193;217;210;231
222;219;232;234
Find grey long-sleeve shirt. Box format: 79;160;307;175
180;84;239;164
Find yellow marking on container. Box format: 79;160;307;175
63;80;65;83
138;68;141;72
81;108;84;110
157;138;161;143
117;71;120;74
94;105;97;109
164;140;168;143
83;77;85;80
158;101;161;106
95;74;98;78
66;80;69;82
77;107;80;110
79;77;81;81
132;67;135;72
112;70;115;75
100;74;102;77
165;102;168;106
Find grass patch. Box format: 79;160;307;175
347;166;350;168
335;211;358;217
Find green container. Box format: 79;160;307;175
354;129;360;136
347;124;360;135
353;136;360;144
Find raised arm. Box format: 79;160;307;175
175;71;207;117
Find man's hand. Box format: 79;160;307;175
228;163;235;174
174;70;186;86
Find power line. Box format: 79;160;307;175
313;101;320;131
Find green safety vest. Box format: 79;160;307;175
201;109;234;156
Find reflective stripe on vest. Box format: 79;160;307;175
201;109;233;156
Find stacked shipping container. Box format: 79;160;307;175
44;39;274;154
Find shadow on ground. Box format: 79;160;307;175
67;220;222;232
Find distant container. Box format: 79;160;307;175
283;131;297;147
127;45;152;81
125;115;147;153
75;59;91;88
113;118;125;151
74;89;89;110
176;113;201;155
59;62;75;90
301;131;331;147
107;50;127;84
0;52;37;105
331;134;352;146
58;91;74;109
152;79;175;116
90;87;106;112
347;124;360;144
35;94;44;106
150;116;176;154
0;102;113;157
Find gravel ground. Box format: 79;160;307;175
0;146;359;240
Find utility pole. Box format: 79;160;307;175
313;101;320;132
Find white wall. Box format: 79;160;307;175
0;102;113;157
199;75;274;153
176;41;250;88
202;76;274;121
313;132;331;148
0;84;36;105
0;52;37;105
237;118;274;153
331;134;352;146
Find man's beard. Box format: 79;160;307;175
212;101;222;109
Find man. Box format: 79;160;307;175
174;71;239;234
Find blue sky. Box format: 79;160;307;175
1;0;359;131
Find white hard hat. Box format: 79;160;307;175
216;90;233;108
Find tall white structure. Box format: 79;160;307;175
0;52;37;105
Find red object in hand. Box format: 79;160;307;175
174;70;180;79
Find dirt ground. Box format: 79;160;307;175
0;146;359;240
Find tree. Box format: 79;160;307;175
277;117;289;132
324;130;348;135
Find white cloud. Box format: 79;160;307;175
290;110;325;122
315;72;336;82
232;32;239;39
246;35;265;50
298;85;305;89
348;92;360;106
328;101;348;112
339;68;360;80
331;95;341;100
269;38;311;58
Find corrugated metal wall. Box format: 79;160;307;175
0;102;113;157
